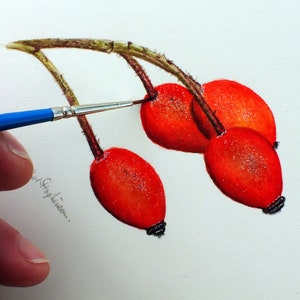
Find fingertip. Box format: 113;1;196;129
0;219;50;287
16;235;51;287
0;132;33;191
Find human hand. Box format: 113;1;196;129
0;132;50;287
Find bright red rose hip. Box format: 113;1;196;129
90;147;166;236
141;83;209;153
204;127;284;213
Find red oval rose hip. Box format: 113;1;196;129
192;80;277;145
140;83;209;153
204;127;285;213
90;147;166;236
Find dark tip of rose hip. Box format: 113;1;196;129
262;196;286;214
273;141;280;150
146;220;166;237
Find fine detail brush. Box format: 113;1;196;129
0;99;146;131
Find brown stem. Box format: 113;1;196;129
119;54;157;99
31;50;104;159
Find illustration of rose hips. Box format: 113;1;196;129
90;147;166;236
140;83;209;153
8;38;286;222
192;80;276;145
204;127;285;213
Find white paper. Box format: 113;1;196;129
0;1;299;299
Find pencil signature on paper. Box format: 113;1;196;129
31;170;70;222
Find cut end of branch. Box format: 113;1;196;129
5;41;36;53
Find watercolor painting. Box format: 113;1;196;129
0;1;299;299
4;38;285;235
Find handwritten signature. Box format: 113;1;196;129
31;170;70;222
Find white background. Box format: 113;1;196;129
0;0;299;299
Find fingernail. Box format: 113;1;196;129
18;235;50;264
1;132;31;160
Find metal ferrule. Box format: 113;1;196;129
51;106;74;120
52;101;134;121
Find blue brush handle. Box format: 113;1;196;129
0;108;54;131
